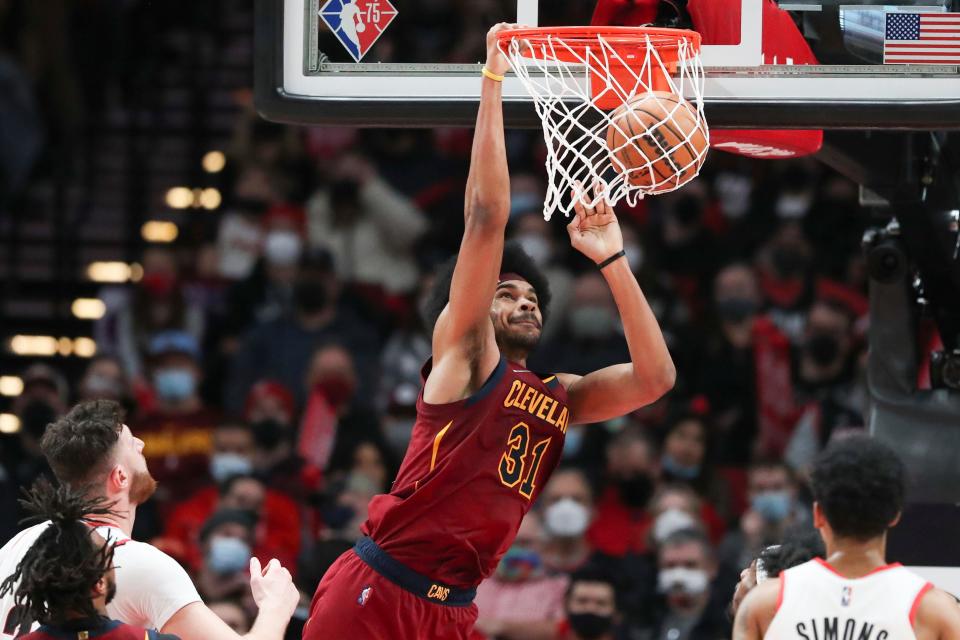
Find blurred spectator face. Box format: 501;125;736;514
323;472;378;540
495;512;546;582
748;464;796;524
765;222;812;282
513;213;553;267
352;442;388;491
234;166;282;204
509;174;544;218
208;601;250;634
221;477;266;513
568;273;618;341
293;270;332;317
152;352;201;407
79;356;128;403
541;469;594;540
801;301;853;376
713;264;760;327
662;418;707;479
565;580;617;639
211;423;255;483
307;345;357;410
657;536;715;610
650;486;702;545
245;380;295;426
606;434;659;509
203;520;254;576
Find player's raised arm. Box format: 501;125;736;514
557;183;676;424
427;23;517;402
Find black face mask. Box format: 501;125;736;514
806;333;841;367
616;474;655;508
321;503;355;530
294;280;328;314
252;419;288;451
20;400;57;441
771;247;808;278
716;297;758;324
568;612;614;639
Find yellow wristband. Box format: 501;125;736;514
481;67;505;82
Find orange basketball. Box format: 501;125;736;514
605;91;708;194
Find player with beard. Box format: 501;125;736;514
0;400;298;640
0;480;181;640
303;22;676;640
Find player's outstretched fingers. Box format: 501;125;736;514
250;556;263;576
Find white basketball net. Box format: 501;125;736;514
499;30;709;220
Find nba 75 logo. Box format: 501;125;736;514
319;0;398;62
841;585;852;607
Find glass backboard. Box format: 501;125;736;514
256;0;960;128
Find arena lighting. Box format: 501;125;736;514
165;187;193;209
71;297;106;320
200;188;222;210
57;337;73;356
130;262;144;282
0;376;24;397
0;414;20;434
73;337;97;358
202;150;226;173
141;220;179;243
87;261;133;283
10;335;58;356
191;188;204;209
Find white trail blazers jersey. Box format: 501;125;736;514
766;559;933;640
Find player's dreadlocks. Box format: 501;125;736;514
0;479;118;626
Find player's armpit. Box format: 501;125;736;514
733;577;779;640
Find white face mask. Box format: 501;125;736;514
658;567;709;595
263;230;303;266
544;497;590;538
517;233;551;266
653;508;697;544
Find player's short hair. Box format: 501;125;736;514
41;400;123;485
565;564;620;606
0;479;117;625
758;527;825;578
422;240;552;331
810;435;906;541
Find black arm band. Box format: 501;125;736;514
597;249;626;270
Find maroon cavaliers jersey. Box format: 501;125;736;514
20;618;180;640
363;357;569;589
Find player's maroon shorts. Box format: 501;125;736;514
303;539;479;640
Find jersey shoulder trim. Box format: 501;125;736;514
465;358;507;407
908;581;934;626
775;571;786;612
417;357;507;409
813;557;903;579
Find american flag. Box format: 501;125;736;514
884;12;960;64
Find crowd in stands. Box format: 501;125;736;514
0;2;878;639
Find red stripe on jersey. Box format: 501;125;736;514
775;572;786;611
909;582;934;626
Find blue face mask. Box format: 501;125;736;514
210;453;253;483
751;491;793;522
207;536;251;574
662;453;701;480
153;368;196;402
563;427;584;458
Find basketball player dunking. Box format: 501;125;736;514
303;22;676;640
734;436;960;640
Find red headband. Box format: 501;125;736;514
498;272;527;285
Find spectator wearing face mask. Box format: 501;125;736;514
244;381;322;504
226;249;380;412
756;221;816;343
540;468;597;574
326;437;396;495
648;484;725;550
224;203;306;332
136;331;222;509
718;459;808;578
306;152;428;297
587;429;661;557
160;422;302;574
555;566;623;640
658;409;731;530
530;272;629;376
297;343;381;473
473;512;570;639
195;509;258;603
642;529;728;640
784;299;864;470
76;355;136;417
509;211;573;343
695;263;764;470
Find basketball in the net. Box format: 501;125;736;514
605;91;708;193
